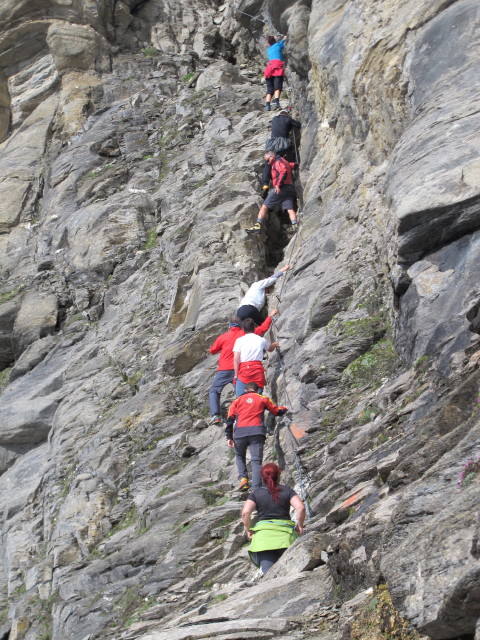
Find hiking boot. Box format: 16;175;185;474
264;103;271;111
246;222;262;234
210;414;222;425
273;100;280;110
239;477;249;491
286;224;297;235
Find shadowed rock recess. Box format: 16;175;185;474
0;1;479;639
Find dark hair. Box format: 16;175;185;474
229;315;241;326
261;463;281;501
242;317;255;333
245;382;259;392
267;36;276;45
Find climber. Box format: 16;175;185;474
225;385;287;491
242;462;305;573
247;152;298;235
265;110;301;155
264;35;287;111
208;310;278;425
236;264;291;325
233;317;278;397
261;111;301;197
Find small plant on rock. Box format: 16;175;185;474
358;404;380;425
414;355;430;373
141;47;160;57
458;455;480;488
212;593;228;602
350;584;420;640
143;228;157;250
342;339;397;389
201;488;225;506
0;367;11;392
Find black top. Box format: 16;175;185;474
270;114;301;138
248;484;297;521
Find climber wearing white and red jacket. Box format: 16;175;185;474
233;317;279;397
208;310;278;425
225;382;287;491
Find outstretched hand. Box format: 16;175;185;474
280;264;292;273
270;308;279;317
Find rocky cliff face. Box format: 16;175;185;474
0;1;479;639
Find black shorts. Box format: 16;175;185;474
265;76;284;95
264;185;296;211
236;305;264;326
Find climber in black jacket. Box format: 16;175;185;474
265;110;301;154
261;111;301;199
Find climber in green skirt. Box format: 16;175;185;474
241;462;305;574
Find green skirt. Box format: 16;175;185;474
248;520;297;566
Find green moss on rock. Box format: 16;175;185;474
342;340;397;389
350;585;420;640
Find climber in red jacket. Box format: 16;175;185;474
225;382;287;491
264;35;287;111
247;151;298;235
208;310;278;424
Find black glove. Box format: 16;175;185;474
277;407;288;416
225;417;234;440
261;185;269;200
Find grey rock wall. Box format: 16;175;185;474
0;1;479;639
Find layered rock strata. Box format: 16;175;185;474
0;1;479;640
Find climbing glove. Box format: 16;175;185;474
225;416;235;440
261;185;269;200
277;407;288;416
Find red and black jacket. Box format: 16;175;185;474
271;156;296;187
225;392;287;439
209;316;272;371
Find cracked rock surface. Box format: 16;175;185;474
0;1;479;639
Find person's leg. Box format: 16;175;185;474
287;208;297;223
249;435;265;489
233;437;249;480
236;305;264;324
280;190;298;230
250;307;265;325
257;549;283;574
235;378;247;397
265;78;274;110
273;77;284;108
257;203;269;222
209;370;234;417
246;203;269;235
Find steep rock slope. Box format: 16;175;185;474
0;1;479;639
